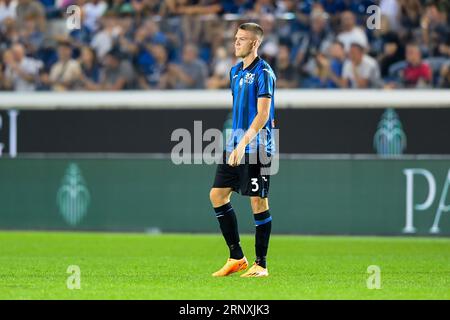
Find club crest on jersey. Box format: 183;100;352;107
244;73;255;85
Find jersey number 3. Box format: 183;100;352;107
251;178;259;192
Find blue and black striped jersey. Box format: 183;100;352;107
226;56;276;154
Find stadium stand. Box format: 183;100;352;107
0;0;449;91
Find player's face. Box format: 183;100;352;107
234;29;258;58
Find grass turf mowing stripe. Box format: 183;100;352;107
0;231;449;299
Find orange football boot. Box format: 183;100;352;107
212;257;248;277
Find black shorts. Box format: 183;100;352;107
212;151;272;198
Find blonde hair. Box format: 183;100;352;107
238;22;264;40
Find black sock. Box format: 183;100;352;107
214;202;244;259
254;210;272;268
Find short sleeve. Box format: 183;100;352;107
229;69;234;95
229;69;233;88
342;60;352;80
359;64;372;79
257;67;275;98
423;64;432;81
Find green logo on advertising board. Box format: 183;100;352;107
374;108;406;156
57;163;90;226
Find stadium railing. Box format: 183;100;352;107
1;89;450;110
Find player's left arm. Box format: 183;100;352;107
239;97;271;147
228;97;271;166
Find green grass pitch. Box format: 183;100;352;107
0;231;449;299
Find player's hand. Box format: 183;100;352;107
228;144;245;167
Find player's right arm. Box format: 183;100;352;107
228;67;274;167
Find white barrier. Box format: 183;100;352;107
0;89;449;110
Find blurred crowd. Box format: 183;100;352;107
0;0;449;91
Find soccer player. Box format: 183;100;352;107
209;23;276;278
